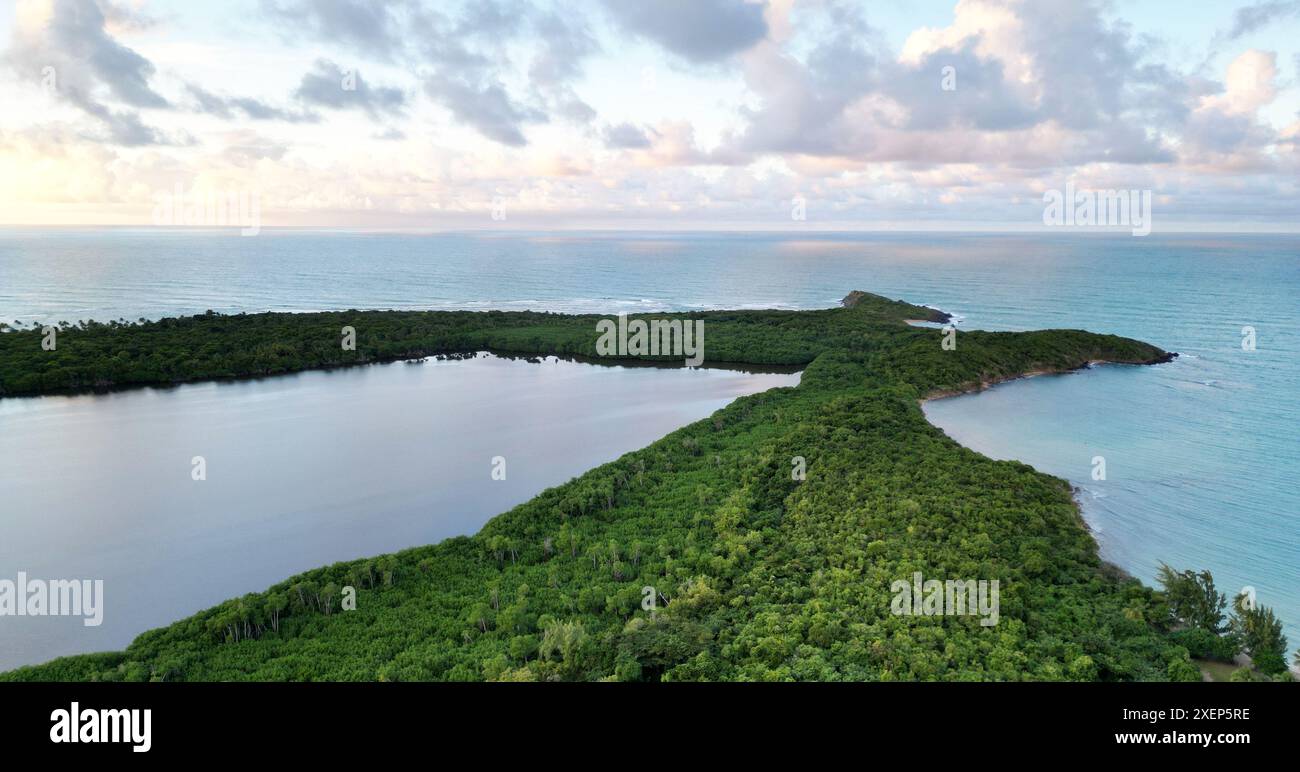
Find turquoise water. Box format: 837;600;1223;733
1;229;1297;648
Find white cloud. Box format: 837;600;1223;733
0;0;1295;228
1201;49;1278;116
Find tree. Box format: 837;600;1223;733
377;556;397;586
469;603;493;634
509;635;539;663
1230;595;1288;675
8;299;1269;684
266;592;288;633
1156;564;1226;633
319;583;339;615
487;535;508;568
539;619;591;680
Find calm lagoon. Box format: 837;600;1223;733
0;353;799;670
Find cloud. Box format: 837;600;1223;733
187;84;320;123
220;130;289;165
636;121;751;166
46;0;168;109
528;11;600;124
424;79;543;146
600;0;768;62
1225;1;1300;40
263;1;597;145
1181;50;1281;169
4;0;1296;228
294;59;407;118
885;43;1037;132
5;0;174;145
410;3;596;145
262;0;409;61
726;0;1183;166
603;123;653;149
1200;49;1279;116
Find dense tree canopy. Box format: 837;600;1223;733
7;291;1281;682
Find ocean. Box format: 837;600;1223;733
1;228;1297;654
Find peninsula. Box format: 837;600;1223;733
2;292;1218;681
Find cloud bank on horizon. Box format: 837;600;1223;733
1;0;1297;230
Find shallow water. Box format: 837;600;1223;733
924;357;1300;647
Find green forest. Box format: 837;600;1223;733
1;292;1291;681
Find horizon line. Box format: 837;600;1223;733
1;224;1298;235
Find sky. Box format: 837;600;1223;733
0;0;1297;231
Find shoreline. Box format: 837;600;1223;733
919;354;1178;404
0;349;806;403
917;359;1166;557
0;342;811;402
0;356;802;673
2;291;1230;682
915;351;1300;679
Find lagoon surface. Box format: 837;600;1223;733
1;229;1297;661
0;353;798;670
